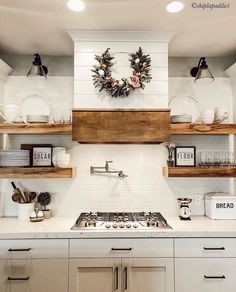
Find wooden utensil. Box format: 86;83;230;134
11;181;26;203
12;193;21;203
28;192;36;202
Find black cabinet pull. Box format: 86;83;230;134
111;248;132;251
124;267;128;290
8;276;30;281
204;275;226;279
8;248;31;252
203;247;225;251
114;267;119;290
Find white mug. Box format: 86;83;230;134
215;106;228;123
0;104;19;123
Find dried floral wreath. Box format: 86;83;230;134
91;47;152;98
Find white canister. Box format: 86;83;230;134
18;203;34;221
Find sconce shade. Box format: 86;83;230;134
191;57;214;84
27;53;48;80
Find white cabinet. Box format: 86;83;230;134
123;258;174;292
69;239;174;292
70;238;173;258
0;239;68;259
0;239;68;292
69;258;121;292
175;238;236;257
69;258;174;292
0;258;68;292
175;238;236;292
175;258;236;292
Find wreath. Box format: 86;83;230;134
91;47;152;98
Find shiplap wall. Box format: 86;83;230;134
71;31;171;108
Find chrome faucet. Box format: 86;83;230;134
90;161;128;179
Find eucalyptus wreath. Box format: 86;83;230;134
91;47;152;98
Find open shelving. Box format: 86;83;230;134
0;167;76;179
170;123;236;135
0;123;72;135
162;166;236;178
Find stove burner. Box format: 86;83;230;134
72;212;171;230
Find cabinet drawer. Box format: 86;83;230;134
70;238;173;258
175;258;236;292
175;238;236;257
0;259;68;292
0;239;68;259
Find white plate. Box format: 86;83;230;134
20;95;51;122
27;115;49;123
171;114;192;123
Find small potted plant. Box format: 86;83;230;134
37;192;52;219
166;143;176;167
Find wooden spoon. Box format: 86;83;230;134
12;193;21;203
28;192;36;203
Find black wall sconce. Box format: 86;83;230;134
190;57;214;84
27;53;48;80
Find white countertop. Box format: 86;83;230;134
0;216;236;239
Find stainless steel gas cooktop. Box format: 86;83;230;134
71;212;172;230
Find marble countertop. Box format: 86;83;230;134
0;215;236;239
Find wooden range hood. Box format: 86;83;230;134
72;109;170;144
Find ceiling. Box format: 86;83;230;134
0;0;236;57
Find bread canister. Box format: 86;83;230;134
205;192;236;219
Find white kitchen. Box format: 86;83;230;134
0;0;236;291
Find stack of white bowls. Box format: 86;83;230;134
52;147;70;168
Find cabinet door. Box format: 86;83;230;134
175;258;236;292
69;258;121;292
0;258;68;292
122;258;174;292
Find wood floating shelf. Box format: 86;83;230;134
162;166;236;178
0;123;72;135
170;123;236;135
0;167;76;179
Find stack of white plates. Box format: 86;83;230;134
0;150;30;167
26;115;49;123
170;114;192;123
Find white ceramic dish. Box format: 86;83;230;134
169;94;200;123
170;114;192;123
20;95;51;122
26;114;49;123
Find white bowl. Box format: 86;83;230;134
202;117;214;124
53;153;70;167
